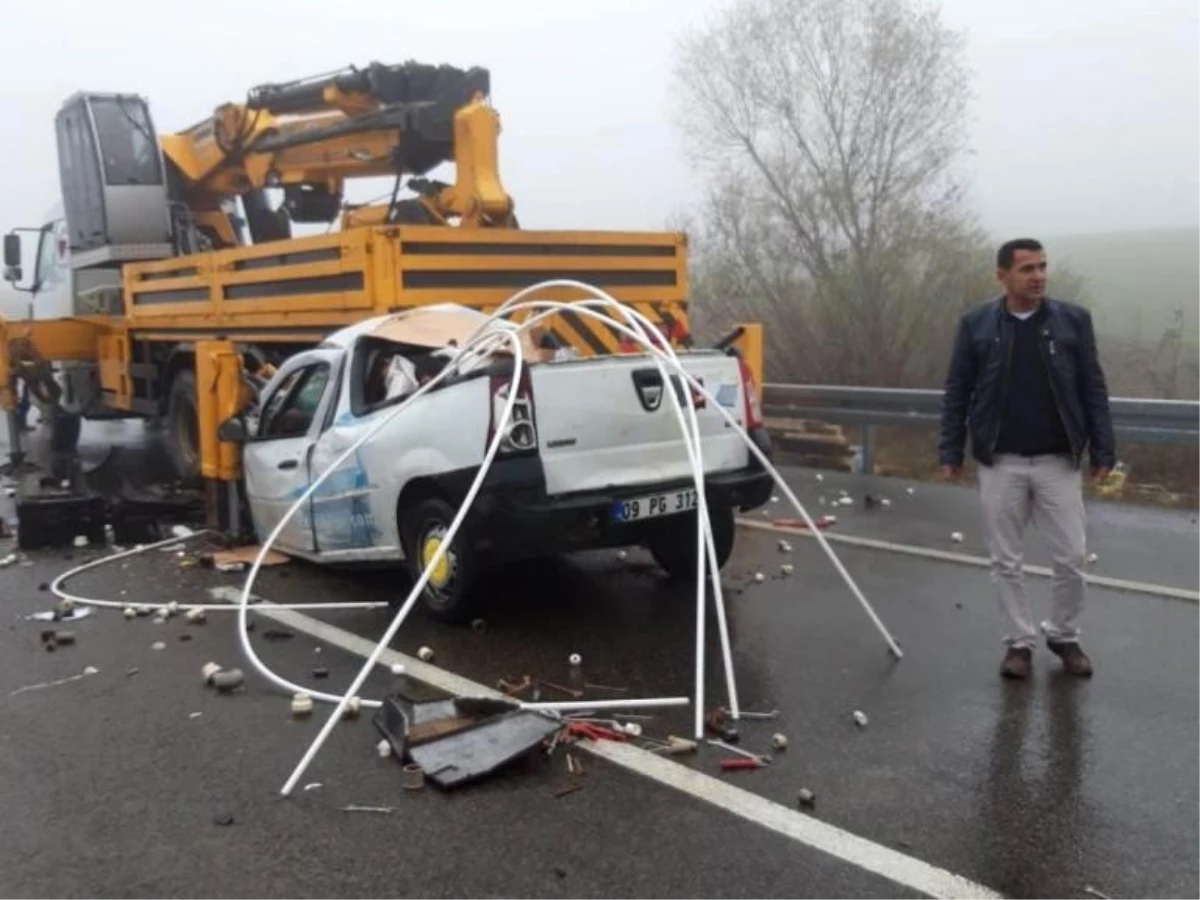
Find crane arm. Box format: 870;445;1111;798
158;61;515;245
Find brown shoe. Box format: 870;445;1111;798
1000;646;1032;679
1048;641;1093;677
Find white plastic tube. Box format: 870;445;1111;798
48;530;389;611
485;292;739;734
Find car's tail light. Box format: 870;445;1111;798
737;358;763;430
488;370;537;455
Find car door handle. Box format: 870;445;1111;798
277;459;299;471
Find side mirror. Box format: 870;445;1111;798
3;233;20;268
2;265;20;284
217;417;248;444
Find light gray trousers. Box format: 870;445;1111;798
977;454;1087;648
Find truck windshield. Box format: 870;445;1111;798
89;97;162;187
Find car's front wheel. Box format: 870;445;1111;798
399;497;478;624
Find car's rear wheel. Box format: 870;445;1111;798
647;502;736;580
400;497;478;624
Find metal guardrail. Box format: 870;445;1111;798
763;384;1200;472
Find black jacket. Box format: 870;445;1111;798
938;296;1116;469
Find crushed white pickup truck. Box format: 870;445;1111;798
221;305;773;622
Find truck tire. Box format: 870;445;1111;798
647;502;736;580
166;369;201;484
48;408;82;454
400;497;478;624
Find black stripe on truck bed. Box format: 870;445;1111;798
224;273;365;300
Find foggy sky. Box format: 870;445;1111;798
0;0;1196;239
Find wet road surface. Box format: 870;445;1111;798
0;417;1196;898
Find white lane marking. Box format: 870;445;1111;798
738;519;1200;603
243;598;1003;900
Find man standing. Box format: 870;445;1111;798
939;239;1115;679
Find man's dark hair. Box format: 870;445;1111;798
997;238;1044;270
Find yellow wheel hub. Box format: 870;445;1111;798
421;535;452;589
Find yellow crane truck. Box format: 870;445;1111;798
1;60;761;529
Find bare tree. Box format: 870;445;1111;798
676;0;989;385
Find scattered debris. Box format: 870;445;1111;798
1082;886;1111;900
770;495;779;503
73;535;88;548
720;757;766;771
852;710;869;728
202;662;222;683
260;629;294;642
568;652;582;667
211;669;245;693
9;666;98;696
706;738;770;765
950;531;964;543
621;722;643;738
564;721;627;743
211;812;234;827
539;679;584;699
27;606;93;623
761;509;771;518
185;607;207;624
780;564;794;576
880;498;891;508
390;663;405;676
214;561;245;573
302;782;323;792
343;805;395;814
211;545;290;568
1086;552;1099;564
343;697;362;719
838;497;855;507
652;736;698;755
123;607;136;620
170;525;196;539
416;646;435;662
777;539;792;553
312;667;329;679
553;781;584;798
733;709;780;721
616;549;628;560
126;667;139;677
584;681;628;693
704;708;740;743
753;571;765;583
797;787;816;808
906;487;916;495
402;763;426;791
151;641;166;651
771;733;789;750
815;474;824;482
189;712;203;720
376;739;393;759
499;675;533;696
471;618;487;633
291;693;314;717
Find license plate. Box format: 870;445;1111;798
613;488;698;523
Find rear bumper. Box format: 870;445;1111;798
436;428;774;562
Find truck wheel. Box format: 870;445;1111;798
400;497;478;624
647;502;736;580
166;369;201;484
48;408;82;454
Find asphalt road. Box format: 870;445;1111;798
0;416;1197;898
